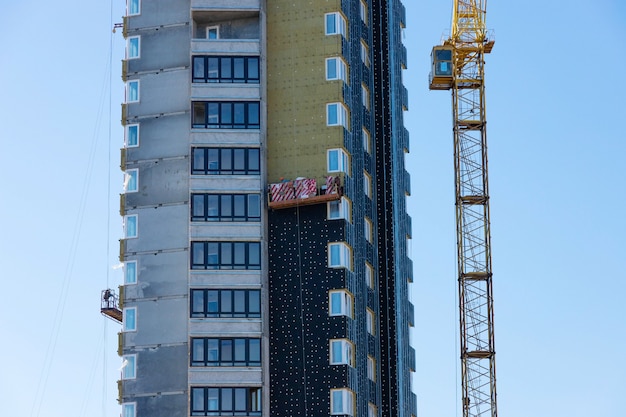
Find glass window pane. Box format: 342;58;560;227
326;13;336;34
221;388;233;411
233;103;245;125
220;149;232;171
207;388;219;411
193;102;206;127
207;242;219;267
248;243;260;268
249;339;260;362
221;195;232;219
327;104;338;125
207;195;219;218
193;57;205;79
207;290;218;314
221;290;232;313
192;242;205;267
248;102;259;126
233;243;246;266
125;261;137;284
233;58;245;79
192;194;205;219
207;149;219;172
129;0;139;15
331;340;342;363
192;290;205;315
192;339;205;363
221;103;232;125
332;390;343;413
249;290;260;314
208;103;219;125
233;195;246;218
248;149;260;172
221;340;233;362
233;149;246;171
126;125;138;147
124;308;136;330
208;57;219;80
234;388;246;411
221;59;232;79
221;243;232;268
330;292;341;314
192;148;205;172
207;339;219;362
328;150;338;171
247;58;259;80
327;58;337;79
192;388;205;412
247;194;260;219
122;403;135;417
233;290;246;313
234;339;246;361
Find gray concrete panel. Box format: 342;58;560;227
189;320;262;335
191;39;260;55
188;369;262;385
125;298;188;346
124;251;189;299
123;345;188;394
189;131;261;145
189;177;261;192
127;26;191;72
190;223;262;240
126;158;189;206
125;205;189;253
189;271;262;287
126;115;190;161
133;394;187;417
191;84;260;100
191;0;260;10
128;0;191;29
127;71;190;117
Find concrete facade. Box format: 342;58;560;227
116;0;414;416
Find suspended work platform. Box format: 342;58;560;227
268;175;342;210
101;288;123;323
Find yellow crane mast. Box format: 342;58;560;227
429;1;497;417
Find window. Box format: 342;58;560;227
366;308;375;335
364;171;372;198
191;241;261;270
325;12;346;37
126;80;139;103
329;290;353;318
124;169;138;193
206;26;219;39
122;403;136;417
368;403;377;417
127;0;140;16
191;338;261;367
360;1;368;24
191;289;261;318
123;307;136;331
361;83;370;110
193;56;260;84
331;389;354;416
330;339;354;366
192;147;260;175
326;102;348;128
127;36;140;59
122;355;136;379
124;214;138;239
191;387;261;416
360;41;371;67
362;127;371;154
191;194;261;222
364;217;373;243
327;148;349;173
367;356;376;381
365;262;374;289
328;196;351;221
326;57;347;83
328;242;352;270
192;101;260;129
124;260;137;285
125;124;139;147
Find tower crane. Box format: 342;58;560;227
429;2;497;417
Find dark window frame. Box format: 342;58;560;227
192;147;260;175
191;241;261;270
192;101;260;129
191;289;261;318
191;338;261;367
191;193;261;222
192;56;260;84
191;387;262;416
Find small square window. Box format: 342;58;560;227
207;26;219;39
125;169;138;193
362;127;371;154
327;148;349;173
123;307;137;331
127;36;140;59
326;102;348;128
330;339;355;366
328;196;351;221
367;356;376;381
364;217;373;243
126;80;139;103
366;309;375;334
325;12;346;37
328;242;352;270
364;171;372;198
124;260;137;285
326;57;347;83
360;41;371;67
125;124;139;147
124;214;138;239
127;0;140;16
122;354;136;379
331;389;354;416
361;84;370;110
365;262;374;289
329;290;353;318
122;403;136;417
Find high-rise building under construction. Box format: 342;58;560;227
110;1;415;416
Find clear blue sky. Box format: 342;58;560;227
0;1;624;417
